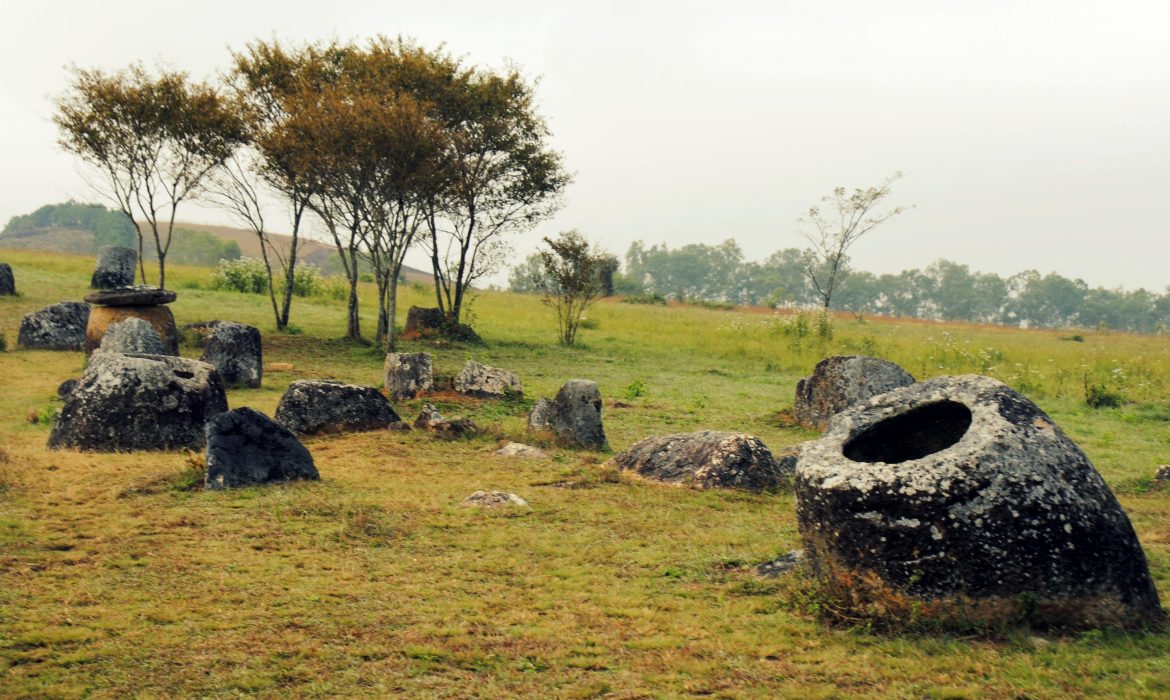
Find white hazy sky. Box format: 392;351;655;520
2;0;1168;290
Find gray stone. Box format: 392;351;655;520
90;246;137;289
383;352;433;401
204;407;318;489
84;286;176;307
200;322;262;388
461;490;529;508
1155;465;1170;483
274;380;399;435
528;399;555;430
0;262;14;295
609;430;791;491
794;355;915;431
527;379;606;449
18;302;90;350
413;403;478;438
403;306;481;342
454;360;522;398
99;317;166;355
494;442;549;459
404;306;446;336
757;550;805;578
56;378;78;398
796;374;1163;629
48;353;228;452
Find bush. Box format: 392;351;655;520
621;294;667;306
624;379;647;399
211;258;268;294
320;276;350;300
1085;383;1124;409
284;264;324;298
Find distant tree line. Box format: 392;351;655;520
511;240;1170;333
3;201;136;250
2;201;241;266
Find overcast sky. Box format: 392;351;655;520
2;0;1168;290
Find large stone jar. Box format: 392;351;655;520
796;374;1162;629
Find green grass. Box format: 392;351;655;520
1;247;1169;697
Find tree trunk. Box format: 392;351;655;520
279;205;304;329
347;279;361;341
258;235;282;330
386;275;400;353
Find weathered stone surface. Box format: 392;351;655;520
56;378;78;398
796;374;1163;629
1155;465;1170;483
609;430;790;491
84;286;176;306
204;407;318;489
413;403;478;438
181;320;222;348
0;262;14;295
404;306;445;335
201;322;262;388
757;550;805;578
461;490;529;508
529;399;555;430
494;442;548;459
454;361;522;398
48;353;228;452
86;304;178;356
99;317;166;355
18;302;90;350
383;352;432;401
402;306;481;342
794;355;915;431
90;247;137;289
274;380;399;435
527;379;606;449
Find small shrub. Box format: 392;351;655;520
320;277;350;301
689;299;735;311
211;258;268;294
1085;383;1123;409
27;402;60;426
288;264;324;298
624;379;647;399
621;294;667;306
815;310;833;341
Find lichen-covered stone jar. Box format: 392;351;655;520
796;374;1162;629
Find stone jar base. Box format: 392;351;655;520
86;305;179;356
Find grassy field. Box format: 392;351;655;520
1;247;1168;698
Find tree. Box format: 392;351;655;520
540;231;607;347
54;64;244;289
798;172;909;309
423;62;570;329
508;252;550;293
211;41;320;331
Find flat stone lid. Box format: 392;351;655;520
84;286;177;306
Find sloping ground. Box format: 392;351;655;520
0;226;95;254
